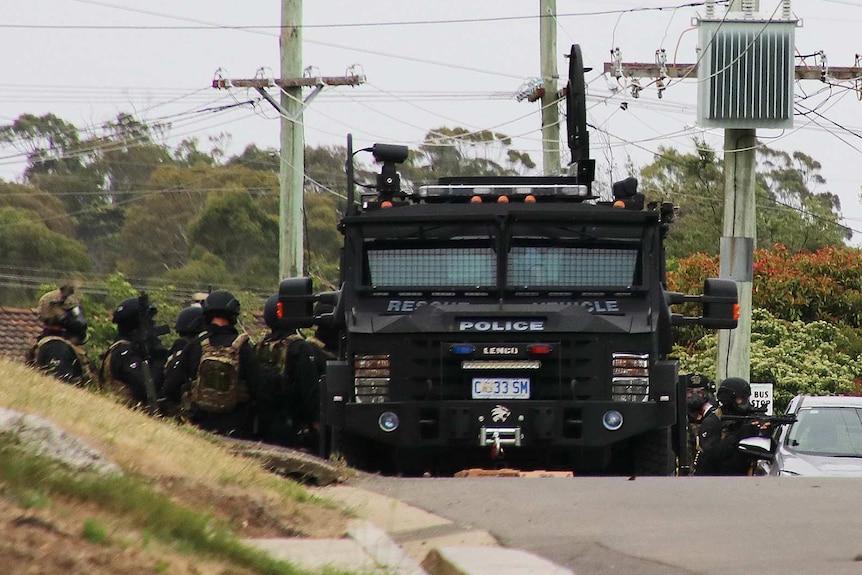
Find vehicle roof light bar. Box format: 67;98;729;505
417;183;592;199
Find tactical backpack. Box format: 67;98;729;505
187;333;250;413
99;339;135;405
256;333;304;396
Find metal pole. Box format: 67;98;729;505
539;0;560;175
279;0;304;279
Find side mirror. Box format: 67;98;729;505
701;278;738;329
668;278;739;329
278;277;314;328
738;436;774;461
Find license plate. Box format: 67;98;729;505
472;378;531;399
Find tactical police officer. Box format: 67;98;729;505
26;285;94;386
166;305;205;366
159;305;205;416
693;377;766;475
685;373;717;460
99;295;167;411
255;294;306;445
163;290;268;438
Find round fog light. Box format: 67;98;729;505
378;411;400;433
602;410;624;431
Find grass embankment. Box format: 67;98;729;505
0;358;358;575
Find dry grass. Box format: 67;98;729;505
0;358;299;496
0;357;355;574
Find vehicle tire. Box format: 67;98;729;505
340;433;391;473
632;427;674;476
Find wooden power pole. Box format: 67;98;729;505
539;0;561;175
280;0;303;280
212;0;365;281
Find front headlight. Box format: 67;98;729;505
611;353;649;401
354;354;390;403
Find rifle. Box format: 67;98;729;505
134;292;170;414
721;413;797;426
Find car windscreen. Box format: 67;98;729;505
785;407;862;457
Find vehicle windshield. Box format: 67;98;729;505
363;238;641;290
507;245;638;288
785;406;862;457
367;245;497;288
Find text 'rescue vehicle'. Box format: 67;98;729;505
282;45;738;476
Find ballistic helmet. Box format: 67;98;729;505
716;377;753;415
203;290;240;324
174;305;204;336
113;296;156;326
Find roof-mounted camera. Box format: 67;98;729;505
372;143;409;199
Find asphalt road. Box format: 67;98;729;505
352;474;862;575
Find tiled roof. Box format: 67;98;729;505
0;307;42;362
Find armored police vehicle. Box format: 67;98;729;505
282;46;738;475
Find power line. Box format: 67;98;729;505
19;1;730;31
587;122;861;238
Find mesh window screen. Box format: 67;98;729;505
367;247;497;287
508;246;637;288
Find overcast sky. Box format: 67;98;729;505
2;0;862;242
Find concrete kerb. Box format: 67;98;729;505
313;483;575;575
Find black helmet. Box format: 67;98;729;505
174;305;204;336
685;373;715;412
203;290;240;324
717;377;753;415
113;297;142;324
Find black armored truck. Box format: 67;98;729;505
281;45;738;476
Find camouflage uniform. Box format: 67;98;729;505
163;291;269;438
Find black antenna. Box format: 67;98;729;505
566;44;595;191
346;133;357;216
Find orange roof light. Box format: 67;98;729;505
524;195;536;203
613;200;626;208
381;200;393;208
470;196;483;203
497;196;510;203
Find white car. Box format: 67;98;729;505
738;395;862;476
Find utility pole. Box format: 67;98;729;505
212;0;365;280
539;0;561;175
280;0;303;280
601;1;862;382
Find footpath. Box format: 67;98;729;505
226;440;574;575
246;482;574;575
234;444;575;575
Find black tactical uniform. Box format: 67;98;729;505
684;373;716;465
694;377;763;475
160;305;204;416
255;294;333;447
163;290;268;438
100;296;167;409
26;286;94;387
165;305;205;370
